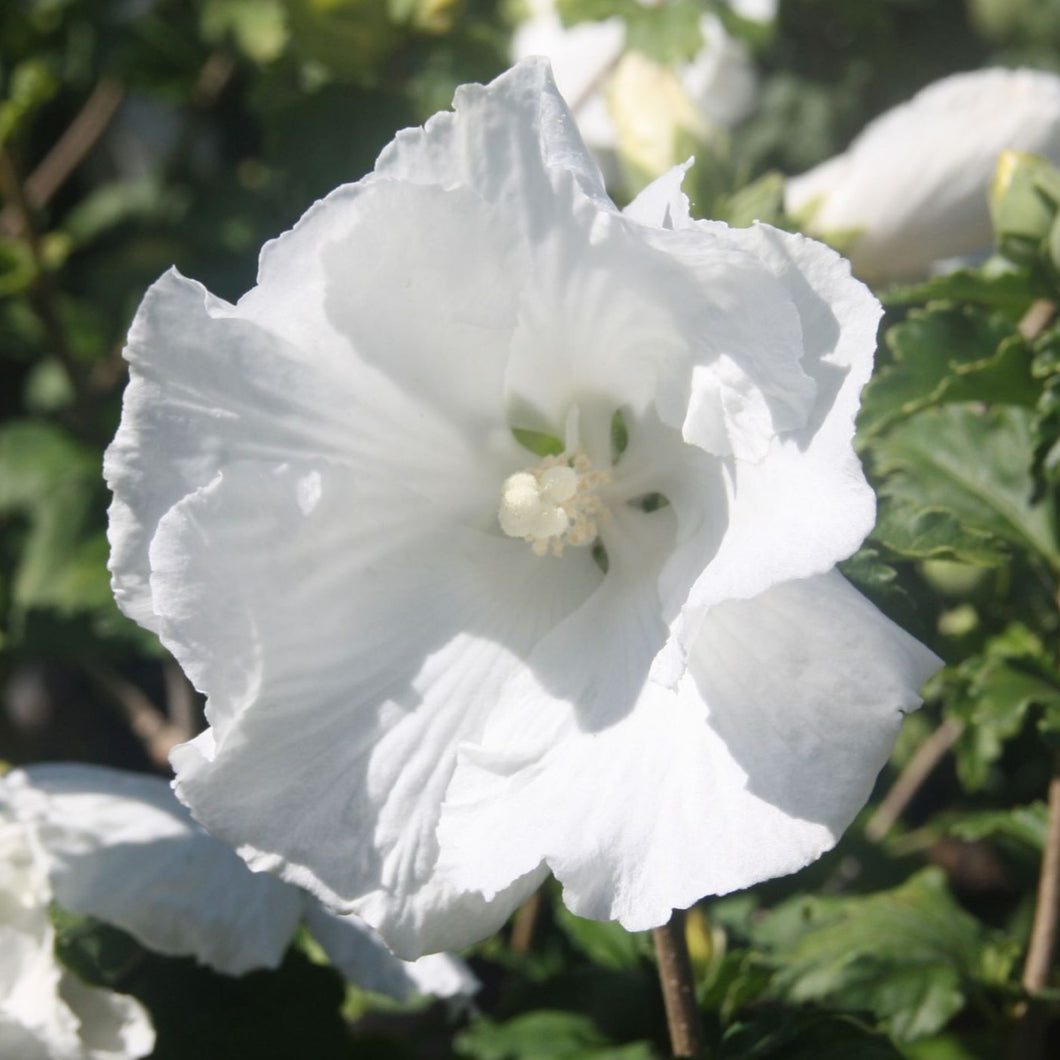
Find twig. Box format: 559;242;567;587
1022;754;1060;994
653;910;706;1059
193;51;236;107
509;889;542;954
82;661;185;772
162;659;200;742
1008;579;1060;1057
1009;753;1060;1059
0;77;126;237
1018;299;1056;342
865;717;964;842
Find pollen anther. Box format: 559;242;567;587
498;452;611;556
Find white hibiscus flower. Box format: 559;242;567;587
2;765;476;1002
785;67;1060;282
105;59;941;959
727;0;777;21
1;774;155;1060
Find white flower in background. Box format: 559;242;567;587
1;775;154;1060
512;2;757;182
105;59;941;959
511;0;624;159
785;67;1060;282
727;0;777;22
2;765;477;1003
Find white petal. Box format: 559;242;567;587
303;901;479;1002
0;887;80;1060
645;222;818;463
511;10;625;153
13;764;302;975
622;160;693;230
674;223;880;631
375;58;611;212
0;791;153;1060
679;15;758;130
106;179;527;635
58;974;154;1060
240;178;524;430
785;67;1060;281
440;572;939;928
399;951;481;1005
163;460;589;957
437;501;685;898
727;0;777;22
105;268;362;633
502;190;702;436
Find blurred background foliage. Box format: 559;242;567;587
3;0;1060;1057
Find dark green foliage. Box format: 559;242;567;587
455;1011;657;1060
748;869;1017;1042
54;910;355;1059
5;2;1060;1057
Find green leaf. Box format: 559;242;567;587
201;0;289;64
718;171;786;229
610;409;629;464
0;420;113;618
881;260;1037;316
1031;335;1060;490
872;501;1010;567
970;0;1060;42
512;427;565;458
719;1011;903;1060
902;1032;999;1060
943;803;1049;852
283;0;397;80
838;547;925;637
991;150;1060;266
939;624;1060;789
0;59;59;146
558;0;703;63
751;869;1001;1042
454;1012;656;1060
860;306;1034;439
56;913;353;1060
555;0;628;26
873;405;1060;571
0;236;38;297
553;902;653;971
62;178;187;249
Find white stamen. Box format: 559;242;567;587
498;452;610;556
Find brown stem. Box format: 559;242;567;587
1009;582;1060;1057
162;659;199;742
0;76;125;238
653;910;706;1059
82;661;185;772
1009;753;1060;1059
1018;299;1056;342
509;889;542;954
865;717;965;842
1023;755;1060;994
192;50;236;107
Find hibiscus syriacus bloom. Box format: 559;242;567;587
785;67;1060;282
1;773;154;1060
105;60;941;958
2;766;476;1002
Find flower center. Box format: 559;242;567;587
498;452;612;556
